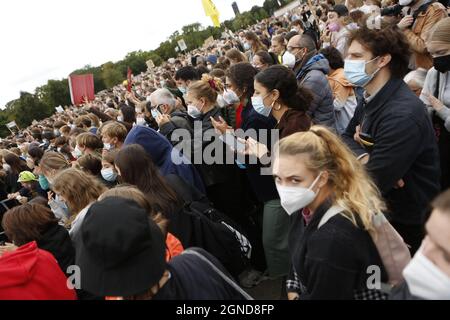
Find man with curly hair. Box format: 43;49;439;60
342;26;441;254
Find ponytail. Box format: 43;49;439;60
256;65;313;113
287;87;313;113
188;74;224;104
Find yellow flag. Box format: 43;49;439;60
202;0;220;27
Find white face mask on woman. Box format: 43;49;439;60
403;247;450;300
276;172;323;215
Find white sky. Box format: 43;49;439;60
0;0;265;108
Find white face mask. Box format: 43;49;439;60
403;247;450;300
223;89;241;105
216;94;228;108
276;172;323;215
399;0;413;6
136;117;146;126
104;143;114;151
72;146;83;159
187;104;202;118
283;51;296;69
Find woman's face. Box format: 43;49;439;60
253;80;276;108
271;40;284;56
102;161;114;170
273;153;320;190
252;55;268;71
225;77;244;99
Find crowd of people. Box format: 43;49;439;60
1;0;450;300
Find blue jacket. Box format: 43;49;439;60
124;126;205;193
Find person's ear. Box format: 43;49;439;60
162;104;170;114
378;54;392;69
272;89;281;102
317;171;329;189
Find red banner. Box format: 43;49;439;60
127;67;132;92
69;74;95;105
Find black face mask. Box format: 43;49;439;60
433;54;450;73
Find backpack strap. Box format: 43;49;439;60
182;249;254;300
318;205;345;229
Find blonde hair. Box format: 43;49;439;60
76;132;103;150
99;185;169;235
188;74;224;104
275;125;385;234
87;113;100;128
430;17;450;43
52;168;107;224
101;122;128;142
40;152;70;174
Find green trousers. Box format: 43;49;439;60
262;199;291;278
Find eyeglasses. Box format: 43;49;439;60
287;46;302;52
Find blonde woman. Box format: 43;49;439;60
99;186;184;261
186;74;247;228
272;126;387;300
52;168;107;242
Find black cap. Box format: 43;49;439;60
76;197;166;297
331;4;349;17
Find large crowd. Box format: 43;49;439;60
0;0;450;300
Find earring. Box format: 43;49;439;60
273;101;282;111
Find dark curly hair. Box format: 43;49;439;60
348;26;411;79
226;62;257;99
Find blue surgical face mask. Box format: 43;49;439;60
344;57;380;87
178;86;187;95
101;168;117;182
251;92;273;117
151;108;161;119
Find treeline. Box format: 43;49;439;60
0;0;295;137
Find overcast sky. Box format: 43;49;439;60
0;0;265;108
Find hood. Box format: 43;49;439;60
0;241;38;288
38;224;75;273
125;126;172;170
302;54;330;75
124;126;205;193
328;68;354;88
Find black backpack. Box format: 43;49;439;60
177;200;251;278
163;174;251;277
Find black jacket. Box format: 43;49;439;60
153;248;247;300
37;223;75;276
342;78;441;226
239;100;279;202
159;110;193;146
288;199;387;300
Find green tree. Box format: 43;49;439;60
101;62;123;88
10;92;51;128
35;79;71;110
